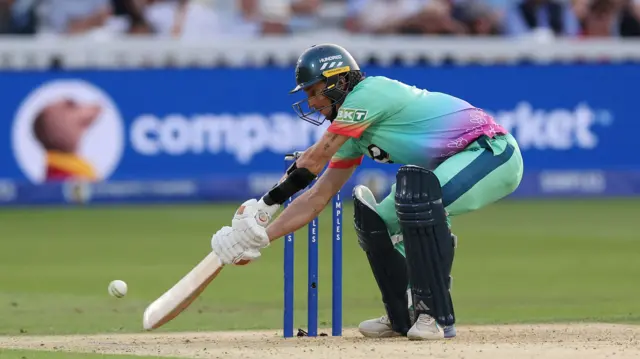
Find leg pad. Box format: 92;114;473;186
353;185;412;335
395;165;456;327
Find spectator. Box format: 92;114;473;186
9;0;50;35
578;0;640;37
572;0;591;19
345;0;426;33
258;0;291;34
110;0;152;34
502;0;581;37
0;0;14;33
37;0;114;35
484;0;511;12
452;0;502;35
634;0;640;17
211;0;290;37
620;0;640;36
580;0;622;36
289;0;321;33
145;0;222;39
345;0;466;35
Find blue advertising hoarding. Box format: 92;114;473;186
0;64;637;205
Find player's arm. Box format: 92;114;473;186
297;132;350;174
211;164;356;266
265;165;356;241
211;130;361;266
260;131;349;207
273;131;349;184
260;84;378;207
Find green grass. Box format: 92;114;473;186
0;349;178;359
0;198;638;336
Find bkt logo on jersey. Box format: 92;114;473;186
336;108;368;123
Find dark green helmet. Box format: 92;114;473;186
290;43;364;125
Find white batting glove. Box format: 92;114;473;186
231;199;277;251
256;197;280;219
233;198;279;228
232;217;270;252
211;226;262;265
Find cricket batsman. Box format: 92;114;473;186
210;43;524;340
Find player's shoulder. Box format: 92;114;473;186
357;76;423;93
349;76;399;97
357;75;397;88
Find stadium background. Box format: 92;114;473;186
0;0;639;341
1;0;639;204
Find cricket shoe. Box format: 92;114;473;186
407;314;454;340
358;315;402;338
358;315;456;339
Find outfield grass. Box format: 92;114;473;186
0;199;638;336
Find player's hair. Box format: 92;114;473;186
342;70;365;92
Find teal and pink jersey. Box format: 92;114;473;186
327;76;507;169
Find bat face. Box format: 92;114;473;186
143;251;225;330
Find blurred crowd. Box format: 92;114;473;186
0;0;639;38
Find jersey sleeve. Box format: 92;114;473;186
327;86;385;139
328;138;364;169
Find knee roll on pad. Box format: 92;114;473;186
395;165;456;327
353;185;411;335
354;186;393;253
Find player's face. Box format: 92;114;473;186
304;82;333;117
42;99;102;152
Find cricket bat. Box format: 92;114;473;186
142;197;276;330
142;250;224;330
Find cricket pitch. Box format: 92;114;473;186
0;323;638;359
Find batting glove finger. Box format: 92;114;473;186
235;217;270;249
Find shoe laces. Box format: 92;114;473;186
416;314;436;326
